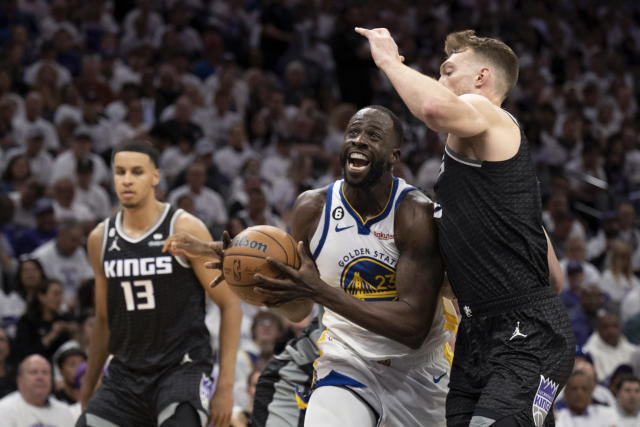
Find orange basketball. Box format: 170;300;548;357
222;225;300;305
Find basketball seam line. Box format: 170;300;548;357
250;229;289;264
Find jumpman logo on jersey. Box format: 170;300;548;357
180;352;193;365
509;321;528;341
463;305;472;317
108;236;121;252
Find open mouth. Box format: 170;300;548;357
347;151;370;172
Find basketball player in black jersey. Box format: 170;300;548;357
76;141;242;427
357;28;574;426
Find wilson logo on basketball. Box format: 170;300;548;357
234;237;268;253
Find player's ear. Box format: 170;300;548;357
475;67;489;88
391;148;401;164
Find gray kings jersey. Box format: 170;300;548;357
101;204;211;372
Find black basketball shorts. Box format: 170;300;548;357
446;289;575;427
78;357;214;427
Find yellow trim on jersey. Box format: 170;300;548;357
441;297;459;334
443;342;454;367
340;180;394;225
296;392;309;410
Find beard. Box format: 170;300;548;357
341;152;391;188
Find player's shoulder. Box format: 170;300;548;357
88;221;106;246
172;209;208;234
461;93;516;125
294;186;329;212
398;188;434;212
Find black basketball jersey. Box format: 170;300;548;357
101;204;211;372
434;114;549;309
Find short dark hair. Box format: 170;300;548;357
616;374;640;392
444;30;519;99
366;105;403;146
111;140;159;168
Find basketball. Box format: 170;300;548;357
222;225;300;305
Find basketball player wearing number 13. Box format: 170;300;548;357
76;141;242;427
356;28;575;426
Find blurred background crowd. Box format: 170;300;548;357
0;0;640;425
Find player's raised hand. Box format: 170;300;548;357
162;231;217;258
355;27;405;68
207;230;232;288
253;241;325;305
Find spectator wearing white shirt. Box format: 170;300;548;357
76;91;112;155
31;220;93;305
7;179;43;229
616;202;640;272
23;43;71;91
74;157;111;221
614;375;640;427
104;82;141;125
110;99;150;149
565;141;607;206
5;125;53;186
13;91;59;152
584;312;640;382
542;192;586;242
236;187;283;229
599;241;640;308
560;237;602;291
50;126;109;187
53;83;83;127
198;88;242;146
159;133;196;186
214;122;257;181
51;177;94;224
587;212;620;266
168;162;227;234
0;354;75;427
555;370;620;427
261;138;293;185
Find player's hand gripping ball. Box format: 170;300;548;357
222;225;300;305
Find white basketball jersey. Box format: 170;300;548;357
309;178;455;362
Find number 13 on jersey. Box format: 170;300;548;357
121;280;156;311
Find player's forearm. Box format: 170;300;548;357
274;300;314;322
379;60;458;130
80;316;110;404
315;284;432;349
216;301;242;391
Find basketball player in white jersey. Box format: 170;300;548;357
250;105;458;427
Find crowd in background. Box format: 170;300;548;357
0;0;640;425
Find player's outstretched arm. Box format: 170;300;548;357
80;223;111;409
355;27;490;138
172;212;241;427
256;192;443;349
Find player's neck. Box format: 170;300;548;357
343;175;393;220
121;198;165;237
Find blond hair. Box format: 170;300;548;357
607;240;633;279
444;30;519;99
